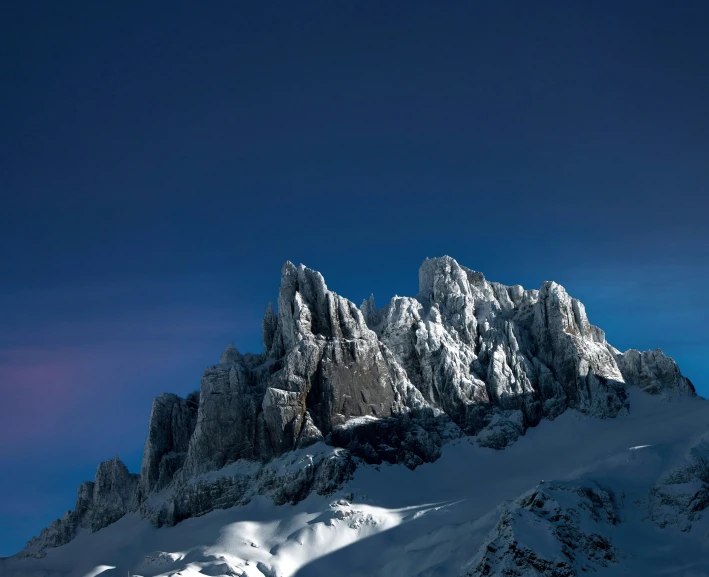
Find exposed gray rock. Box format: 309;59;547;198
329;408;462;468
530;281;628;418
136;391;199;501
141;445;355;528
20;256;697;558
89;457;139;529
176;257;690;485
20;457;138;558
182;261;423;479
366;257;632;447
297;410;325;448
182;352;271;476
262;302;278;353
266;262;416;434
615;348;696;397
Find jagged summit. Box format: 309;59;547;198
17;256;696;558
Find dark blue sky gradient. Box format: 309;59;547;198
1;0;708;556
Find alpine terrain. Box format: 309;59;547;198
2;256;707;577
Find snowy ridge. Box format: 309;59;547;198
2;257;702;576
465;480;624;576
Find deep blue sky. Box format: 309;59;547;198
1;0;707;556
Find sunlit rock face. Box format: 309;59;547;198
174;256;690;474
615;348;696;397
21;256;696;555
181;261;423;480
365;256;630;445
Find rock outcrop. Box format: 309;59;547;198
465;481;624;576
181;261;426;479
140;445;355;528
365;257;630;446
20;256;697;557
20;457;139;558
136;391;199;501
615;348;696;397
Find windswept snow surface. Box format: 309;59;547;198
3;389;709;577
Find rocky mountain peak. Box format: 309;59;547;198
219;342;242;366
20;456;139;558
418;256;477;301
274;261;372;350
616;348;696;396
20;256;697;558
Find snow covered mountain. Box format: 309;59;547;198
2;256;706;577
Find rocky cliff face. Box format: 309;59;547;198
615;348;696;397
136;391;199;501
365;257;632;446
20;457;139;558
178;261;423;481
19;256;696;557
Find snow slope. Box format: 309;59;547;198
3;388;709;577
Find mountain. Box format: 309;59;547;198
2;256;705;577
